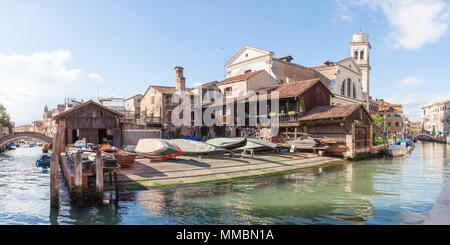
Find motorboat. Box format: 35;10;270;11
396;140;414;151
7;143;16;150
387;144;409;157
36;153;51;167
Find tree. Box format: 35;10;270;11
0;104;13;133
371;114;385;130
371;114;386;146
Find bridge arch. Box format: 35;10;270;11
0;132;53;148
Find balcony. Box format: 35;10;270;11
145;117;162;127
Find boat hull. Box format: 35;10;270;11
100;144;136;166
135;139;183;160
387;145;409;157
169;139;227;156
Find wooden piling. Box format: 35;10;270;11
50;152;59;207
95;150;104;203
74;151;83;205
50;129;62;207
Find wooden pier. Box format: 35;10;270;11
110;153;341;191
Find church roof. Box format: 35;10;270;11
216;70;265;86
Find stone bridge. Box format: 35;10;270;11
413;133;447;143
0;132;53;148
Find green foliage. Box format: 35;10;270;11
371;114;385;130
299;97;305;112
0;104;13;133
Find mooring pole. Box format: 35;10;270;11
75;151;83;205
50;129;61;207
95;150;104;204
50;152;59;207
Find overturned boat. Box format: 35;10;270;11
135;139;183;160
169;139;228;156
206;138;247;150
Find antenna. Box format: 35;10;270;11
221;46;226;80
97;80;99;101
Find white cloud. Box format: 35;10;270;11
338;0;450;50
385;91;450;121
88;73;104;81
399;77;423;86
0;50;110;125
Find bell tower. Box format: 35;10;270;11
350;32;371;106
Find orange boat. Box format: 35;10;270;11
99;144;136;166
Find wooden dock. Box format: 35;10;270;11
110;153;342;191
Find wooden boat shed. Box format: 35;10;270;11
55;100;124;151
299;103;374;157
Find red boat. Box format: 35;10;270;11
99;144;136;166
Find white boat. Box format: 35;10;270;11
387;144;409;157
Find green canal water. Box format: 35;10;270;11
0;142;449;225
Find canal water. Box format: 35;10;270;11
0;142;449;225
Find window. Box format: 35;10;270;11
225;87;232;96
244;69;252;74
347;78;351;97
354;51;358;59
360;51;364;60
395;122;399;127
353;83;357;99
341;80;345;96
388;122;391;127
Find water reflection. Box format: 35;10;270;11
0;142;449;225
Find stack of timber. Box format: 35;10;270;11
287;133;325;151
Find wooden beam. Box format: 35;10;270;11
95;150;104;204
50;128;62;207
50;152;59;207
74;151;83;205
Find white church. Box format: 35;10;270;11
223;32;371;108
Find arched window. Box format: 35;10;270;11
360;51;364;60
347;78;351;97
353;83;357;99
341;80;346;95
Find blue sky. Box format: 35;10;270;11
0;0;449;125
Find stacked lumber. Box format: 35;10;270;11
287;133;323;150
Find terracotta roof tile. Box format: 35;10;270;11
299;103;362;121
148;86;193;95
216;70;265;86
247;78;331;101
55;100;124;121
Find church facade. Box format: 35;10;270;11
224;32;372;109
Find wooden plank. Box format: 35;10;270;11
50;152;59;207
74;151;83;205
95;150;104;203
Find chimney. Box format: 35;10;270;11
175;66;186;92
279;55;293;63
